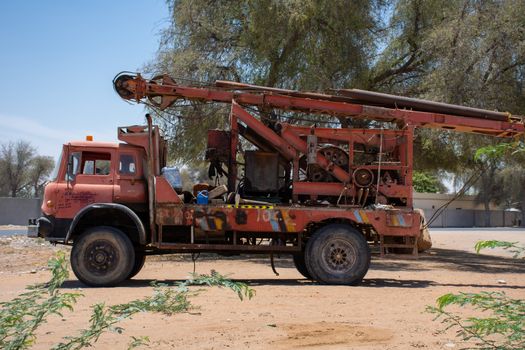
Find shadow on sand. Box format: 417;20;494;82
58;245;524;290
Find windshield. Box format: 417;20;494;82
50;151;63;181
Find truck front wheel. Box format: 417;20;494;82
127;250;146;280
71;226;135;287
305;224;370;285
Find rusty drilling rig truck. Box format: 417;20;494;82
28;72;524;286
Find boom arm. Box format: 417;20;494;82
114;73;524;137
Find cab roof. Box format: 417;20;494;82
65;141;139;149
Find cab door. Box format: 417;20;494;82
55;148;115;218
113;149;147;205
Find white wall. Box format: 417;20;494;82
414;192;499;210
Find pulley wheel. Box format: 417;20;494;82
353;168;374;187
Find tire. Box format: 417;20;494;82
71;226;135;287
305;224;370;285
293;252;312;279
127;250;146;279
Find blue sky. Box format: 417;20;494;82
0;1;168;157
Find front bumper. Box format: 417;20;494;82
27;218;39;238
27;216;69;242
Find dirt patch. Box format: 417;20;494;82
274;322;393;348
0;235;69;274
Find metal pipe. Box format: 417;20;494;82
216;80;349;103
146;114;157;241
231;101;296;160
337;89;509;121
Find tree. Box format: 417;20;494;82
147;0;387;163
28;155;55;197
384;0;525;219
0;141;35;197
147;0;525;207
475;142;525;226
0;141;54;198
412;171;445;193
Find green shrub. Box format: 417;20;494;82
428;241;525;350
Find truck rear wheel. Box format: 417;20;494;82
127;250;146;280
305;224;370;285
71;226;135;287
292;252;312;279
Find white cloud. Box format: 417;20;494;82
0;113;109;156
0;113;67;143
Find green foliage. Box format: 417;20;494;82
427;292;525;350
0;254;255;350
475;240;525;259
428;241;525;349
185;270;255;301
0;252;82;349
412;171;444;193
475;143;524;162
465;140;525;224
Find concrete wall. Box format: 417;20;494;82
422;208;521;228
414;192;498;210
0;197;42;225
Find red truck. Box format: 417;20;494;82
28;73;524;286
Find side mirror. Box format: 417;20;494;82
66;145;71;189
66;148;79;187
67;158;75;183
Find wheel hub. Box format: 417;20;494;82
85;240;118;274
322;239;357;273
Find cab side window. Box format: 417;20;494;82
119;154;136;175
81;152;111;175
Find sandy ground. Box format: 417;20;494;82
0;228;524;349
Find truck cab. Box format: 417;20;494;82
30;126;154;244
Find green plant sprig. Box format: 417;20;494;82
474;240;525;259
0;252;83;350
428;241;525;350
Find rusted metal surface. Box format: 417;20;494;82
114;73;525;137
280;127;351;183
291;182;410;200
156;242;301;253
155;176;181;204
206;129;230;162
231;101;296;160
155;204;420;237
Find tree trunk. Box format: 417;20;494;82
521;195;525;227
483;200;491;227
